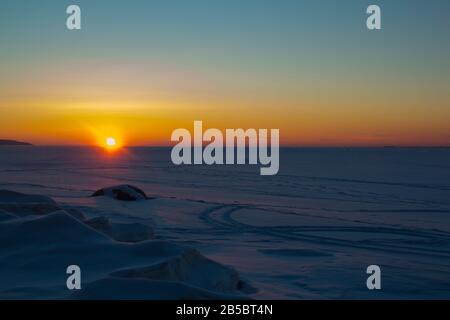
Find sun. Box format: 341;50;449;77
106;137;116;147
103;136;122;151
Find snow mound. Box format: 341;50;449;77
111;248;241;292
91;185;150;201
85;216;154;243
70;277;241;300
0;209;16;222
0;190;55;204
0;190;84;221
0;190;248;299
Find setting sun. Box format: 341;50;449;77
104;136;122;151
106;137;116;147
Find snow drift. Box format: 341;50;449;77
0;190;247;299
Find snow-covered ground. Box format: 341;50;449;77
1;147;450;299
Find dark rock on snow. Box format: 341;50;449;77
91;185;150;201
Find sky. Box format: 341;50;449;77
0;0;449;146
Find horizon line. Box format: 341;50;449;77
4;144;450;149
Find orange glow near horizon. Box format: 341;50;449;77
86;124;125;150
1;62;450;147
2;112;450;147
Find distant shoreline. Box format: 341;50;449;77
0;140;32;146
